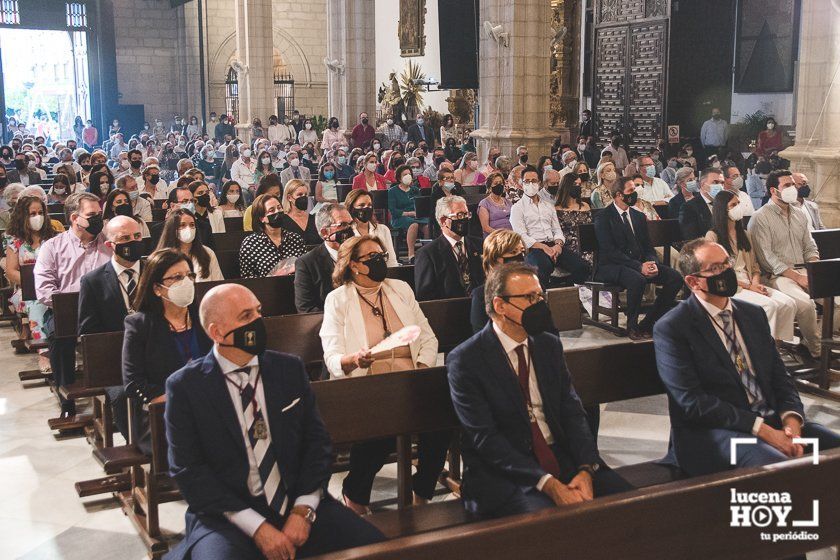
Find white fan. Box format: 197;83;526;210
483;21;509;47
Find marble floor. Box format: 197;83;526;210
0;322;836;559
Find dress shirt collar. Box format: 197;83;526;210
442;231;462;248
325;243;339;262
213;345;259;375
695;294;732;319
111;256;140;278
700;192;713;204
492;321;528;355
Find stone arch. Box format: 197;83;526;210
208;29;314;87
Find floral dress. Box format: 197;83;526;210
556;209;593;266
6;235;52;341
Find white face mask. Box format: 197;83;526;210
401;174;413;186
386;119;394;126
522;182;540;197
366;162;377;173
305;123;312;129
728;205;744;222
289;158;300;167
162;276;195;308
241;149;252;158
178;226;196;244
731;176;744;190
226;193;240;204
779;185;798;204
261;157;271;165
29;214;44;230
54;186;67;194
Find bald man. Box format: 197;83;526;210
78;215;145;439
165;285;384;560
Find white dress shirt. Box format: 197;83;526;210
694;297;802;435
111;257;140;310
639;177;673;203
230;158;257;187
616;206;635;234
215;348;321;537
492;322;555;490
509;195;565;249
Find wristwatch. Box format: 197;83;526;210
291;505;317;524
577;463;600;476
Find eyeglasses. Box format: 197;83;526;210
160;272;196;285
446;212;473;220
697;258;734;277
500;291;546;305
356;251;389;263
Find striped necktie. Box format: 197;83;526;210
124;269;137;302
718;311;772;416
231;367;288;515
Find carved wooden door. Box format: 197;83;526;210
592;0;669;151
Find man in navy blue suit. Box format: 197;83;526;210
447;263;632;518
164;284;384;560
655;239;840;476
594;176;683;339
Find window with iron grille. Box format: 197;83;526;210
0;0;20;25
273;70;295;119
225;67;239;123
66;2;87;28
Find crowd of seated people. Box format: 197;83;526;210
2;109;837;560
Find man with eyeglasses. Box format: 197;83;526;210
35;192;112;417
679;168;724;240
294;203;354;313
510;166;591;289
654;239;839;477
447;262;633;518
414;195;485;301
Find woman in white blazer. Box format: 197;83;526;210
320;234;446;514
343;189;399;267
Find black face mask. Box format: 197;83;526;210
114;204;133;217
230;150;239;159
81;164;92;172
222;317;267;356
149;175;160;185
798;185;811;199
362;118;369;125
351;207;374;223
130;160;142;169
508;300;554;336
448;217;470;238
82;214;104;236
520;154;528;163
266;212;284;228
578;172;590;182
569;185;582;199
114;239;144;262
14;160;26;170
547;186;559;197
491;183;505;196
0;177;7;188
622;191;639;207
294;196;309;211
329;226;354;245
361;253;388;282
699;267;738;298
196;194;211;208
501;253;525;264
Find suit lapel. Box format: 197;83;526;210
479;323;530;424
731;300;772;398
198;353;247;453
102;264;128;314
688;296;742;382
436;237;460;289
258;353;289;475
530;338;563;440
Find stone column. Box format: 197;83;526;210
233;0;275;143
326;0;376;128
472;0;558;162
780;0;840;227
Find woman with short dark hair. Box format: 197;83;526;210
238;194;306;278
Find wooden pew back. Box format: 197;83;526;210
811;228;840;260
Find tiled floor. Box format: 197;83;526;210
0;322;836;559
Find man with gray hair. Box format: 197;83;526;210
666;166;696;219
294;202;354;313
35;191;111;417
414;195;484;301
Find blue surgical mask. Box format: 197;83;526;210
685;180;699;193
337;156;347;165
323;170;335;180
128;190;140;201
709;183;724;198
181;202;195;214
645;165;656;177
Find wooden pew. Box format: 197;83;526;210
812;228;840;260
310;448;840;560
223;216;244;232
17;263;51;383
804;258;840;402
211;230;250;253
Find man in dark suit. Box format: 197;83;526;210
165;284;384;560
406;116;435;146
414;195;484;301
79;216;145;439
655;239;839;477
666;167;696;220
447;263;631;518
593;177;683;339
294;203;353;313
8;153;42;186
678;168;723;239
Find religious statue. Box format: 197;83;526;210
378;72;406;124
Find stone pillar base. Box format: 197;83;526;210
472;127;563;166
779;145;840;228
235;124;252;145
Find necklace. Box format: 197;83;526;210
357;289;391;338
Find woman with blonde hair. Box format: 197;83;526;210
278;178;320;244
344;188;398;266
590;160;619;209
470;229;526;333
319;234;443;514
